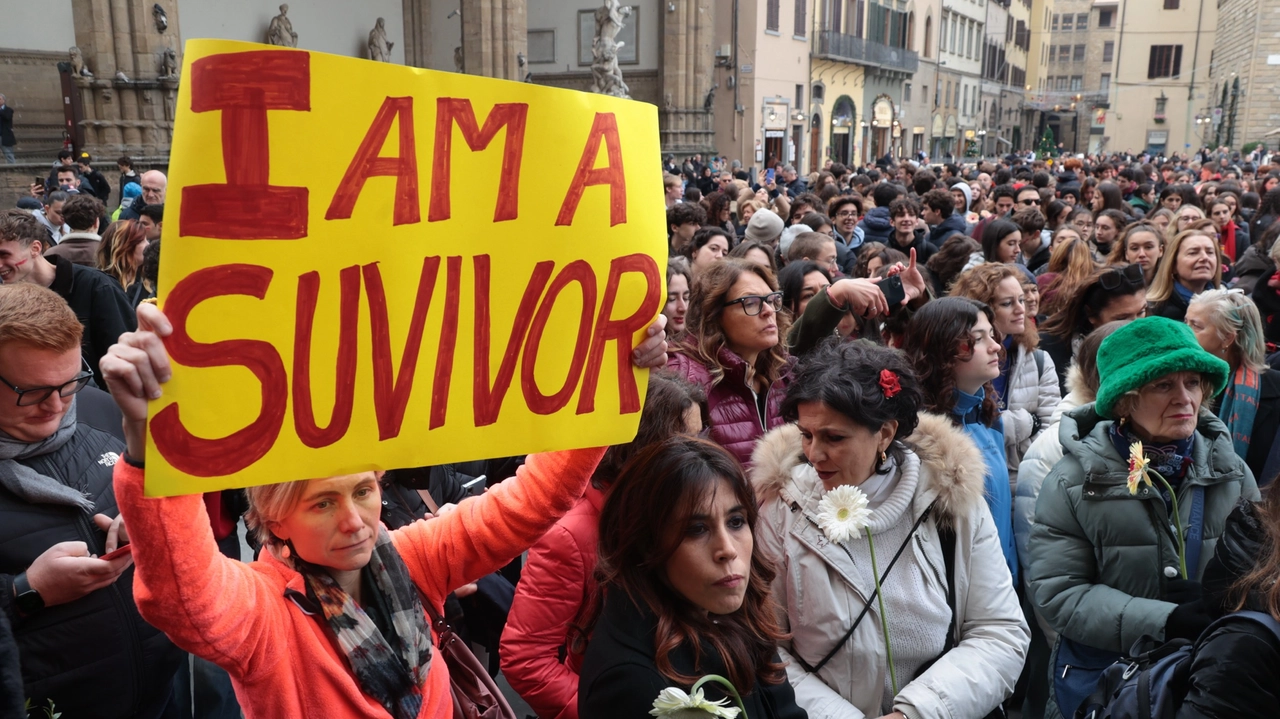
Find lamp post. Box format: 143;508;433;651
860;120;869;168
977;129;987;158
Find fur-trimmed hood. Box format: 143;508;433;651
749;412;987;523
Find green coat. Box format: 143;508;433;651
1027;404;1258;653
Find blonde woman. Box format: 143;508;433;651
1148;221;1222;322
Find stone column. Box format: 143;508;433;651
660;0;715;155
402;0;434;69
461;0;527;80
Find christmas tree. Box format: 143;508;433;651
1037;127;1056;158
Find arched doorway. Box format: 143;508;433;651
831;96;856;167
809;111;823;173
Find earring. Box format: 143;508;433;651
279;542;290;559
880;450;888;464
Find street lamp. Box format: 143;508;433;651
860;120;869;167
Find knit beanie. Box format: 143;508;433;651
744;208;784;245
1094;316;1229;418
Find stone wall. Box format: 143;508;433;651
0;48;70;161
0;158;169;210
1210;0;1280;147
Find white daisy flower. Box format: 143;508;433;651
649;687;741;719
814;484;871;544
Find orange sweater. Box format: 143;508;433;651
113;447;605;719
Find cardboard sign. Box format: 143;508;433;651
145;40;664;496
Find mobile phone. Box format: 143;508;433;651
34;176;44;186
765;168;775;184
879;275;906;308
461;474;487;490
100;543;133;561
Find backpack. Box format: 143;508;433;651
1075;610;1280;719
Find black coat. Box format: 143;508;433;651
1240;370;1280;486
1253;257;1280;346
47;254;137;389
0;388;182;719
1150;290;1190;323
0;105;14;147
1038;331;1075;396
1177;607;1280;718
579;592;807;719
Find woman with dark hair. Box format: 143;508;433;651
777;260;831;318
903;297;1020;581
1159;186;1184;212
1148;222;1223;322
664;258;694;341
980;218;1023;266
577;437;806;719
1045;199;1071;234
1092;208;1130;258
680;227;732;276
1091;181;1133;218
1038;264;1147;394
1248;187;1280;245
668;259;792;466
705;191;737;239
854;242;908;279
1208;197;1246;263
751;339;1028;719
501;372;708;719
926;233;981;296
951;264;1061;487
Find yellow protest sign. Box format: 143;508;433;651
145;39;665;496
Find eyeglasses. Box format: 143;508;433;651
835;210;859;219
1099;263;1146;290
0;358;94;407
725;291;784;316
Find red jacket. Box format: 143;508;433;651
498;484;606;719
667;348;788;467
113;447;605;719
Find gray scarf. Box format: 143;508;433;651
0;397;94;512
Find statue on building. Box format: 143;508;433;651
152;3;168;33
453;46;464;73
367;17;394;62
159;47;178;79
589;0;631;98
68;46;92;78
267;4;298;48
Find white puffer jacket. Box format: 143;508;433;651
751;415;1030;719
1001;343;1062;491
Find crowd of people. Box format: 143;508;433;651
4;144;1280;719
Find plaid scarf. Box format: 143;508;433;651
1218;365;1261;459
294;526;432;719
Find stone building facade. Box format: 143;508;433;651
1208;0;1280;150
1039;0;1116;154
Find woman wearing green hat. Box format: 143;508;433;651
1026;316;1259;719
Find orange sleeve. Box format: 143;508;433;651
392;446;605;610
113;461;287;679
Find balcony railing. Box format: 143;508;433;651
815;31;920;74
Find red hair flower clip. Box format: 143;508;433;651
879;369;901;398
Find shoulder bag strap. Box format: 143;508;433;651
1183;486;1206;579
938;520;960;653
795;500;939;675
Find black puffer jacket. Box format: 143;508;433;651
0;388;182;719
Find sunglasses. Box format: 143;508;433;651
1099;263;1146;290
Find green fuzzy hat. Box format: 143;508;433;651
1094;316;1230;419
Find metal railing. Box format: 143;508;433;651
815;31;920;74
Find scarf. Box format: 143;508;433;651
1109;422;1195;511
294;526;432;719
1173;281;1197;307
1217;364;1261;459
0;397;94;512
1220;222;1237;263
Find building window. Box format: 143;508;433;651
1076;13;1088;29
855;0;865;38
1055;76;1067;90
1163;0;1179;8
1049;45;1057;62
905;82;912;103
796;84;804;107
940;15;947;52
946;81;952;107
1051;13;1059;30
1098;9;1114;27
1073;44;1085;62
951;15;958;52
1103;41;1114;62
527;29;555;63
963;85;968;113
1148;44;1183;78
1100;73;1111;92
1062;13;1073;31
1155;95;1168;119
1070;75;1082;90
794;0;806;37
767;0;780;31
924;15;932;57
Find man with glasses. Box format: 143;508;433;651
0;210;135;389
1015;186;1042;210
0;283;181;718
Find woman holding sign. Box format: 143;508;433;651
101;303;670;719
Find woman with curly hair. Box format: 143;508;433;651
925;232;981;296
902;297;1020;582
705;191;737;240
1038;237;1099;317
97;219;150;300
950;264;1061;487
667;259;792;467
578;437;805;719
750;339;1028;719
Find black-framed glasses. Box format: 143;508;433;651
0;358;93;407
1100;263;1146;290
725;292;784;316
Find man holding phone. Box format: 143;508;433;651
0;282;181;718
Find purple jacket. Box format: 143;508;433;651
667;348;790;467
